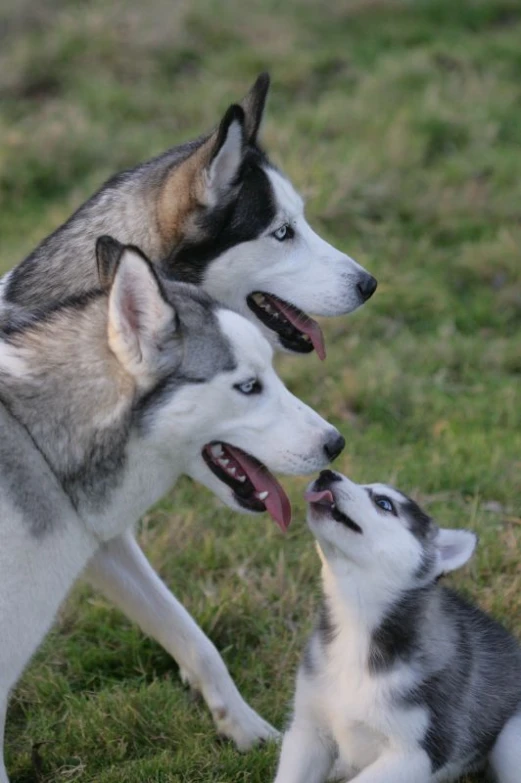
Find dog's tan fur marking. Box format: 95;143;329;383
7;299;136;435
156;136;216;252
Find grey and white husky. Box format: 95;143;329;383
1;72;376;357
274;470;521;783
0;73;375;749
0;238;346;782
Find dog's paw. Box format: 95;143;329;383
179;664;279;750
214;702;280;751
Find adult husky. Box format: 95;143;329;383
0;238;345;782
0;74;374;748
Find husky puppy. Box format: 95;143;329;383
274;470;521;783
0;237;346;782
0;74;375;747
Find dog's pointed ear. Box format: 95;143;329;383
107;245;177;381
205;104;246;201
434;528;477;576
96;235;126;290
239;72;270;144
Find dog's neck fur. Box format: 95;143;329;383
319;546;401;635
0;296;159;526
1;135;258;316
318;545;438;674
9;174;162;309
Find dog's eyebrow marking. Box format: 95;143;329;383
400;497;432;541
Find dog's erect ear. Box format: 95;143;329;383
239;72;270;144
96;235;126;290
107;245;176;381
434;528;477;576
205;104;246;202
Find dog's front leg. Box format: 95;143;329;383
347;750;432;783
85;530;279;750
274;719;335;783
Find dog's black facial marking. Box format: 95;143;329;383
369;589;429;674
331;505;363;534
133;372;206;426
162;148;276;285
400;496;433;541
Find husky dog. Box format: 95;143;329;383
0;74;375;748
0;237;346;782
1;73;376;358
274;470;521;783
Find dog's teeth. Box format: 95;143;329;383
237;474;246;483
218;458;230;468
228;467;237;477
211;444;224;458
256;491;269;501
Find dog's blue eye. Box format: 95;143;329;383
272;224;294;241
375;496;395;514
234;378;262;395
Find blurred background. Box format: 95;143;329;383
2;1;521;781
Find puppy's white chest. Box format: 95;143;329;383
321;670;387;769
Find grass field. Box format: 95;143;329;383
2;0;521;780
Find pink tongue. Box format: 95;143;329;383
225;445;292;532
304;489;334;505
269;297;326;361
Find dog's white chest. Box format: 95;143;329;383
320;667;387;769
315;643;427;772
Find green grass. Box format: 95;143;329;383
2;0;521;780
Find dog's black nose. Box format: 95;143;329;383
324;432;345;462
357;274;377;302
315;469;342;490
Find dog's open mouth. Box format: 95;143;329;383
305;489;363;534
203;442;291;531
247;292;326;360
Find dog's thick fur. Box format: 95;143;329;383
0;239;344;782
0;74;374;749
274;471;521;783
1;74;375;349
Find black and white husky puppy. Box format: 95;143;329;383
274;470;521;783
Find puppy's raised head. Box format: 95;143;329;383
305;471;477;590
